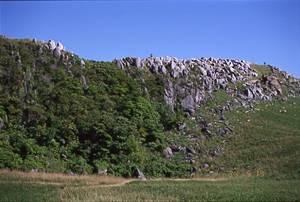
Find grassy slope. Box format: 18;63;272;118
217;97;300;179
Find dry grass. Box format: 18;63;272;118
0;169;128;186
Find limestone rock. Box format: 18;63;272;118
163;147;173;159
181;95;195;115
80;59;85;69
48;40;56;50
113;56;298;116
56;42;64;51
133;168;146;180
0;118;4;130
97;169;107;175
164;80;175;110
53;47;62;57
81;75;88;90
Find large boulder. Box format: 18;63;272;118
163;147;173;159
133;168;146;180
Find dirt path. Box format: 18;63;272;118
2;177;227;189
0;169;228;189
150;177;227;182
68;177;228;189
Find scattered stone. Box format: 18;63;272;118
186;147;196;154
31;169;38;173
98;169;108;175
0;118;4;130
177;123;186;131
203;163;209;169
68;171;75;176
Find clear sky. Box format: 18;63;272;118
1;0;300;77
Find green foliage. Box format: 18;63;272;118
0;37;187;177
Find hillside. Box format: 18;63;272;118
0;35;299;178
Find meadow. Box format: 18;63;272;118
1;170;299;202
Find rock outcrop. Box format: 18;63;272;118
114;56;300;115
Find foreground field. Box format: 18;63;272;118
0;170;299;202
61;178;300;202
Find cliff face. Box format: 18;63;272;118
114;57;300;115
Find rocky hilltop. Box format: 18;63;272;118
114;57;299;115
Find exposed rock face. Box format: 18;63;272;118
114;57;258;113
114;56;300;115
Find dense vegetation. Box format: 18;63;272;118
0;36;190;177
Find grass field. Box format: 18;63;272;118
217;97;300;179
61;178;300;202
0;97;299;202
0;170;300;202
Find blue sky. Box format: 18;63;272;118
1;0;300;77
